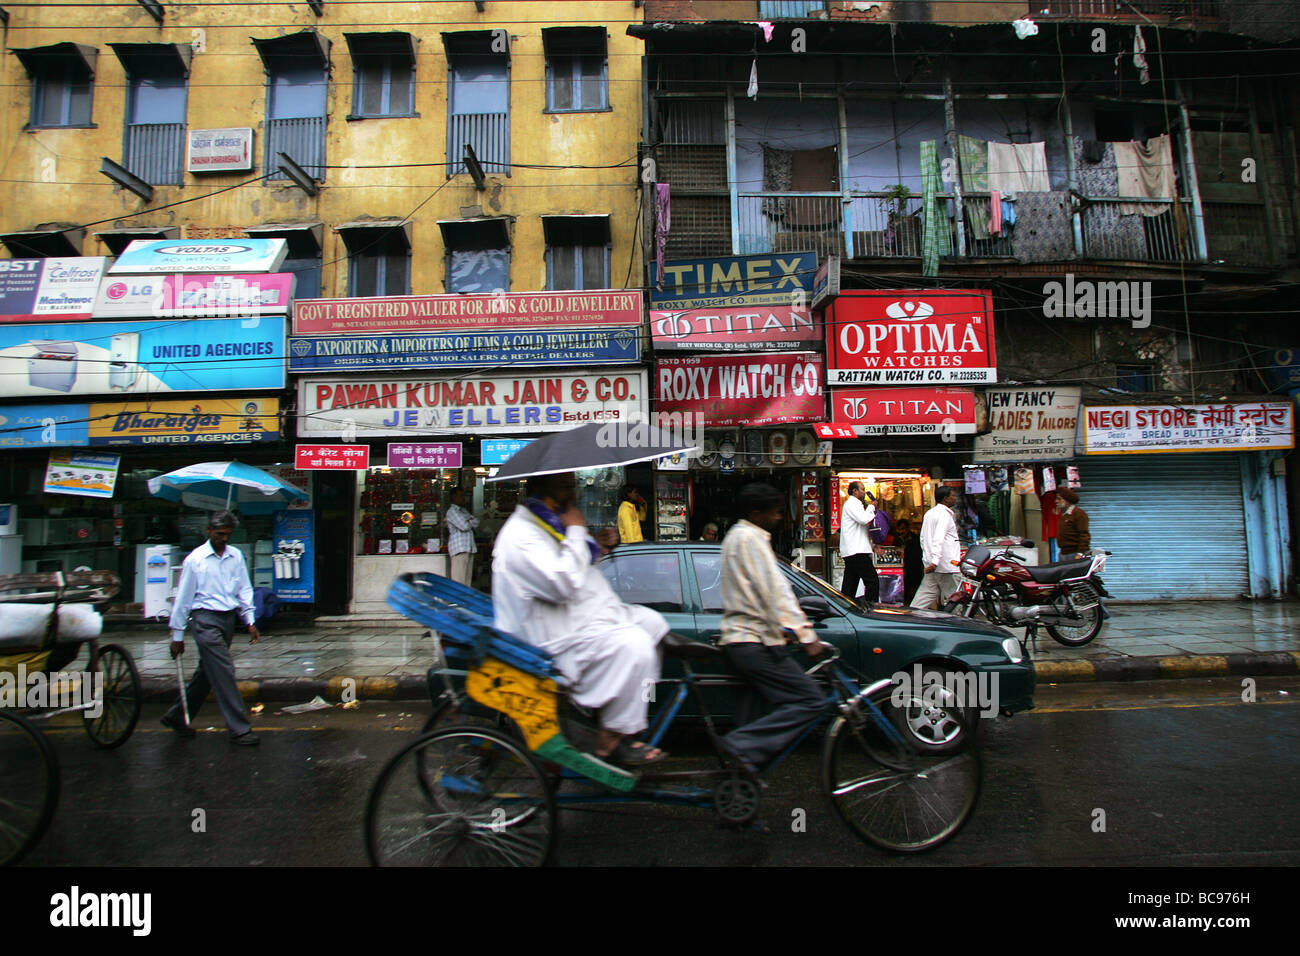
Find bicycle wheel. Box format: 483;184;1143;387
0;711;60;866
83;644;141;749
366;726;556;867
821;694;981;853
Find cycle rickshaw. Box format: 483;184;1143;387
0;571;142;866
365;573;982;866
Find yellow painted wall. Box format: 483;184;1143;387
0;1;644;295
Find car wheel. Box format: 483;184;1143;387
888;667;979;755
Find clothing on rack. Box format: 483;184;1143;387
1115;134;1175;217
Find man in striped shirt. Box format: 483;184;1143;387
718;483;828;772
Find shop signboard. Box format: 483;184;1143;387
831;387;977;435
649;306;816;352
812;256;841;311
0;317;285;398
974;386;1082;462
108;238;287;274
649;252;816;309
1081;403;1295;454
297;370;648;438
44;451;120;499
826;290;997;386
0;402;90;448
0;258;107;322
295;444;370;471
86;397;280;446
656;353;824;427
93;273;295;319
481;438;532;465
288;326;640;372
387;443;463;468
272;509;314;603
293;290;642;336
187;127;254;173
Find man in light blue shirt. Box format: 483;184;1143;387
162;511;261;745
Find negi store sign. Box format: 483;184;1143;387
293;290;642;335
833;387;976;435
288;326;639;372
649;252;818;352
1082;403;1295;454
826;290;996;385
656;353;824;428
108;238;287;274
93;273;295;318
0;258;107;322
297;370;648;438
974;387;1081;462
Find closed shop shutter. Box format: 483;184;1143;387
1078;454;1247;600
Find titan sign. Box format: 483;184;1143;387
826;290;996;385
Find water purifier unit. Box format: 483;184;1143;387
108;331;141;390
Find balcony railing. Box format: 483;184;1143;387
125;123;185;186
266;116;326;181
447;112;509;177
1080;198;1195;263
737;193;845;258
1202;201;1279;267
1036;1;1220;17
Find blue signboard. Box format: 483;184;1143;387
481;438;533;465
287;326;641;373
0;317;285;398
0;402;90;448
649;252;818;310
272;509;315;603
108;238;288;274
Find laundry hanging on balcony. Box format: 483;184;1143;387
919;140;944;276
1114;134;1175;217
1011;191;1075;263
987;141;1050;197
654;184;671;289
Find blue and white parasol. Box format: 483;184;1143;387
147;461;308;514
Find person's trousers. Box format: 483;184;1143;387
163;608;251;738
910;571;960;610
721;643;828;768
449;551;474;587
841;552;879;604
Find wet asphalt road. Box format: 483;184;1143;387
15;676;1300;867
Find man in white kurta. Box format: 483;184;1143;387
492;474;668;755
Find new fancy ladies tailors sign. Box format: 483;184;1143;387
826;290;997;385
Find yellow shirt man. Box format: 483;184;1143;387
617;488;647;544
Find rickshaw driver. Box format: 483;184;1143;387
492;472;670;767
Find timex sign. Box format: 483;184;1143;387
834;387;977;435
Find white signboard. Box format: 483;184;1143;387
1082;403;1294;454
188;128;254;173
975;386;1082;462
297;370;649;437
108;238;287;275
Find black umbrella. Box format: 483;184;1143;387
486;421;697;482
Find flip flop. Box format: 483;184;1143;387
604;738;669;767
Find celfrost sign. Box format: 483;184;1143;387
0;258;107;321
656;353;824;427
826;290;996;385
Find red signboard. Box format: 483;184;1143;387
826;290;996;385
650;306;819;351
295;444;370;470
832;387;977;435
293;290;642;335
813;423;857;439
656;353;824;427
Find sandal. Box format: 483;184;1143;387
601;738;669;767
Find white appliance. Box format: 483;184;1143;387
28;340;78;392
108;331;141;390
136;544;183;619
0;504;20;575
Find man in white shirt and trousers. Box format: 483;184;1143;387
839;482;879;606
911;486;962;610
444;488;479;586
492;472;670;766
162;510;261;745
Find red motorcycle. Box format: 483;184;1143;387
942;541;1111;647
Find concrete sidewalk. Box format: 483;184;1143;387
88;599;1300;702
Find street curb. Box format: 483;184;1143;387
1034;651;1300;684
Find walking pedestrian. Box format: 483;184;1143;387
161;510;260;745
444;488;480;586
617;484;647;544
1055;488;1091;559
893;518;925;606
839;481;879;605
910;487;962;610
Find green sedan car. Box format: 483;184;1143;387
598;542;1035;751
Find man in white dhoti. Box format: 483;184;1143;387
492;472;669;766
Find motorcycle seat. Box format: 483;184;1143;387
1024;558;1094;584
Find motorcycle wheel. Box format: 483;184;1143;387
1045;601;1103;646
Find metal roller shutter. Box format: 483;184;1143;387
1079;454;1247;600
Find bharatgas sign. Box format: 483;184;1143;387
655;353;824;427
1081;403;1295;454
293;290;641;335
297;370;648;438
832;387;977;435
826;290;996;385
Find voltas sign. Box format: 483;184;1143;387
656;353;824;427
826;290;996;385
833;387;977;435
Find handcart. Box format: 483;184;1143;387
365;573;982;866
0;571;141;866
